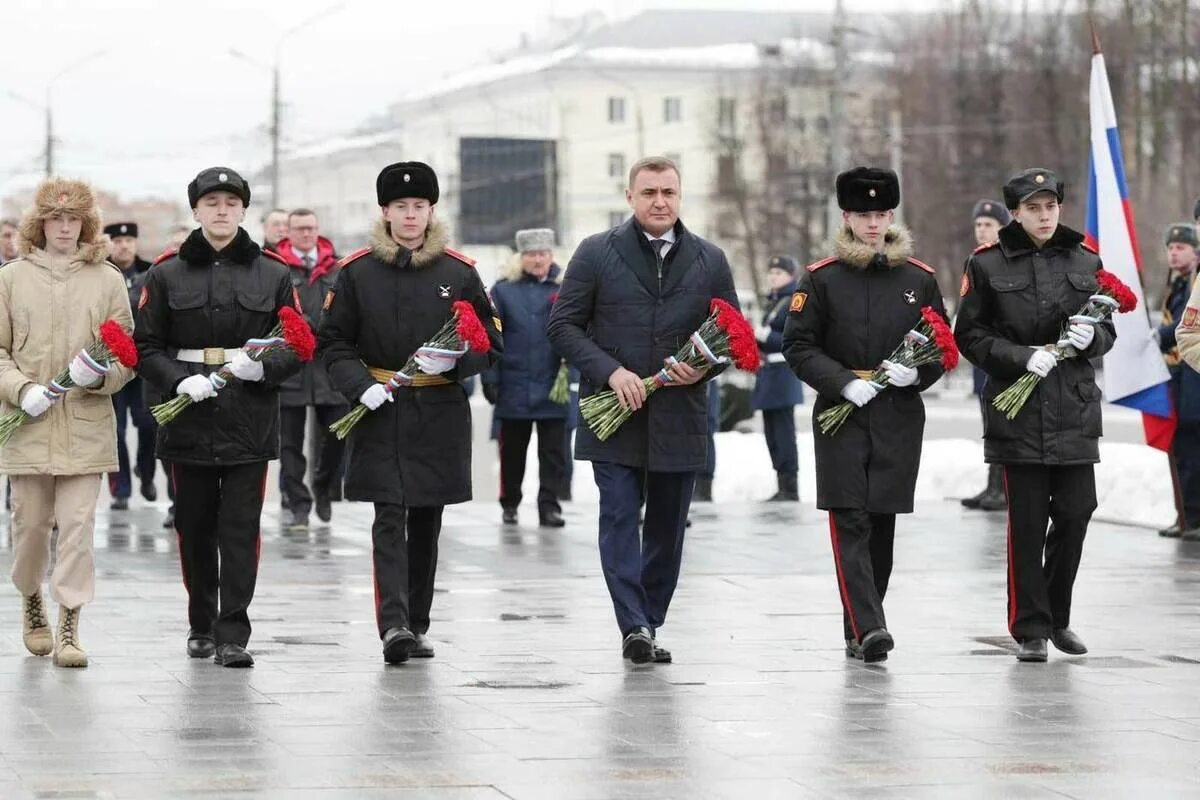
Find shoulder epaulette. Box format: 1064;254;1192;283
1081;241;1099;255
152;248;177;266
906;256;936;274
334;247;371;269
445;247;477;268
261;248;288;265
972;241;999;254
805;256;837;273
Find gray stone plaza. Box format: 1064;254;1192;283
0;489;1198;799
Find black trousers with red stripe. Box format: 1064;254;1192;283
1002;464;1096;641
371;504;443;638
173;462;268;648
828;510;896;642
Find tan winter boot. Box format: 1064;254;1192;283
52;606;87;668
21;592;52;656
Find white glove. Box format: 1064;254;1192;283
1066;321;1096;351
177;374;218;403
68;351;107;388
228;350;265;382
755;325;771;343
414;352;458;375
359;383;393;411
841;379;880;408
20;385;55;417
881;359;918;388
1026;349;1058;378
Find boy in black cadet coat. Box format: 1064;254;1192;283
783;167;949;664
954;168;1115;663
319;162;502;665
547;156;739;665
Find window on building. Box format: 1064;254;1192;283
459;136;559;244
717;154;738;194
664;96;682;123
718;97;736;131
608;97;626;124
608;153;626;179
609;210;627;228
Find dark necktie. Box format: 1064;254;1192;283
303;253;314;269
650;238;668;269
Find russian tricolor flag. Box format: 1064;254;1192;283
1085;38;1175;450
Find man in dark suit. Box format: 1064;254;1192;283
547;156;739;664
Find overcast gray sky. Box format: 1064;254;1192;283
0;0;950;202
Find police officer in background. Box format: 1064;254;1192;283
319;161;502;665
955;168;1115;663
135;167;302;668
784;167;948;664
961;200;1011;512
753;255;805;502
104;221;157;510
1157;224;1200;539
273;208;346;529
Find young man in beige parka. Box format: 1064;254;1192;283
0;177;134;667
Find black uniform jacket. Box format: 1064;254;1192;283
546;217;739;472
783;226;948;513
135;227;302;466
318;220;502;506
954;221;1116;466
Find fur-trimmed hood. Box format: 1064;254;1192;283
499;252;563;283
833;224;913;269
368;218;450;269
17;177;106;257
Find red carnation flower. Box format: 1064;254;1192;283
453;301;491;353
98;319;139;368
278;306;316;363
1096;269;1138;313
549;291;559;304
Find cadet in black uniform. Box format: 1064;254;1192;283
954;168;1116;663
135;167;302;668
783;167;949;663
318;162;502;665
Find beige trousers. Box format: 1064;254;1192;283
10;474;102;610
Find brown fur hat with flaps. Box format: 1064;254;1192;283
17;177;106;257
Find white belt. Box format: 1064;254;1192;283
176;348;241;366
765;352;787;364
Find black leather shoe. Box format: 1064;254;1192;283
539;509;565;528
1159;524;1183;538
214;643;254;668
285;512;309;532
411;633;435;658
960;490;985;509
845;638;863;660
502;508;518;525
382;627;415;664
1017;638;1048;662
110;497;129;511
315;494;332;523
162;508;175;529
651;643;672;663
140;480;157;502
1050;628;1088;655
186;630;215;659
859;628;894;663
621;627;654;664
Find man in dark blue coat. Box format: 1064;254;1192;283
547;156;739;664
482;227;571;528
1156;223;1200;539
752;255;805;502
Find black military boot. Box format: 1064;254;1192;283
693;477;713;502
767;472;799;502
1159;523;1183;538
976;465;1007;511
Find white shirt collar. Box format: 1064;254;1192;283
644;228;676;245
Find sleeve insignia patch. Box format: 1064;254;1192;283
790;292;808;313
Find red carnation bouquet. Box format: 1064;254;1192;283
151;306;315;425
0;320;139;446
580;298;759;442
993;269;1137;419
817;306;958;436
329;300;491;440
